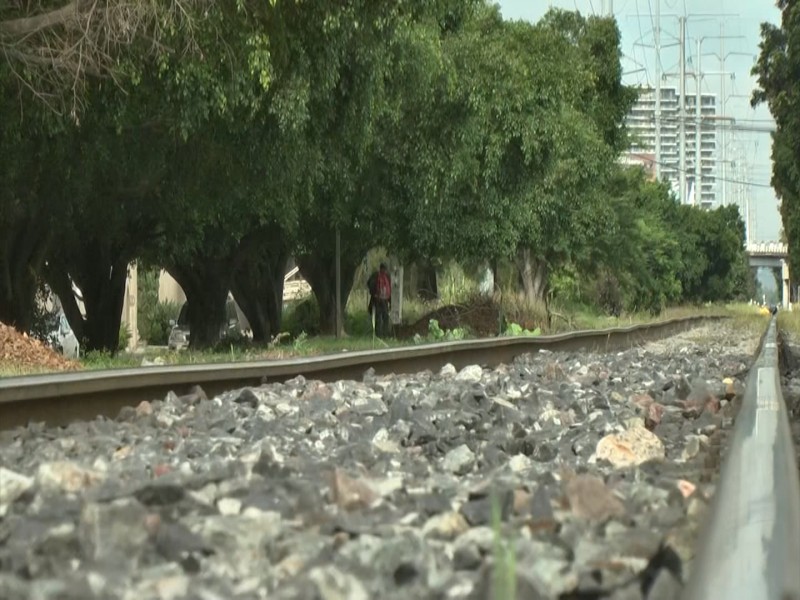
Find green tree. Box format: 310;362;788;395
752;1;800;287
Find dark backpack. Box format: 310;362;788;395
376;271;391;301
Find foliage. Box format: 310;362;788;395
141;301;181;346
0;1;755;353
504;322;541;337
412;319;467;344
752;3;800;286
137;268;180;345
283;299;321;338
118;324;131;353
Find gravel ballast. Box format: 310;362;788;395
0;322;762;600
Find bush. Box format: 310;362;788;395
140;300;180;345
282;297;320;338
28;283;60;344
596;272;623;317
137;267;180;345
118;324;131;352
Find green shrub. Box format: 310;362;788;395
504;322;541;337
140;300;180;345
282;297;320;338
118;324;131;352
137;267;180;345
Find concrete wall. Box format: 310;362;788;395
120;263;139;350
158;270;187;305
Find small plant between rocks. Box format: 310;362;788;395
491;492;517;600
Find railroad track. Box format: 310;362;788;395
0;315;717;430
684;316;800;600
1;313;799;600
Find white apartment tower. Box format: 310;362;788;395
625;86;718;209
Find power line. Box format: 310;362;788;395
644;157;774;188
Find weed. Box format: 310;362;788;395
504;322;541;337
293;331;309;352
427;319;467;341
491;492;516;600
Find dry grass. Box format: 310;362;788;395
778;309;800;341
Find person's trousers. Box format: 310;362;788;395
373;299;390;337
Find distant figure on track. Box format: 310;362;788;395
367;263;392;337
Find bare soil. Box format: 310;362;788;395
395;298;503;339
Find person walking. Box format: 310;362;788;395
367;263;392;337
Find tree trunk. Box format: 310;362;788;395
417;260;438;301
44;246;130;354
297;250;358;337
0;224;51;331
80;259;129;352
45;267;85;342
167;262;232;350
403;263;418;300
515;247;549;304
490;259;499;293
232;246;288;343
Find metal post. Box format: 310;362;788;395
335;227;341;338
654;0;661;180
720;24;727;206
744;164;751;246
679;17;687;204
695;38;702;207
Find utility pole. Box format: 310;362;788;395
335;227;341;338
655;0;661;181
720;23;727;206
679;16;687;204
695;38;702;206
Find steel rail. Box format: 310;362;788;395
684;316;800;600
0;315;721;430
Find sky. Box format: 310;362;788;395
496;0;783;243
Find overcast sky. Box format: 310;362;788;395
496;0;782;242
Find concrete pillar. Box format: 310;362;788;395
391;264;404;325
478;263;494;297
121;262;139;350
782;259;790;309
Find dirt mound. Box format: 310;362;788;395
397;298;503;339
0;322;81;373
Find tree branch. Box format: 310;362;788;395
0;1;85;38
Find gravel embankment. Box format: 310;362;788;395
779;329;800;479
0;322;761;600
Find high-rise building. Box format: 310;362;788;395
624;86;718;209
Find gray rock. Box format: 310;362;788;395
455;365;483;383
0;321;760;599
442;444;475;475
78;499;149;565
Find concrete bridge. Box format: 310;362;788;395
746;241;790;307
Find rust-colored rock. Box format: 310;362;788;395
329;468;377;511
645;402;664;430
630;393;655;409
565;474;626;522
595;426;665;468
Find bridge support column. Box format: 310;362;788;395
782;259;790;309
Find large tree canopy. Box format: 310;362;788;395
0;1;753;351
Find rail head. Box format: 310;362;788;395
683;317;800;600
